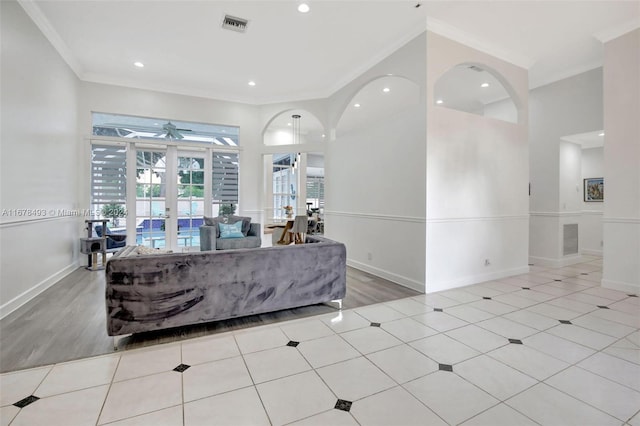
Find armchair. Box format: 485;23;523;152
199;215;261;251
94;225;127;250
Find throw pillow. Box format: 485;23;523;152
218;221;245;239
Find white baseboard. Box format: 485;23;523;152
426;266;531;293
529;254;583;268
0;262;78;320
347;259;424;293
581;249;603;256
601;279;640;294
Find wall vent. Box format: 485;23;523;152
563;224;579;256
222;15;249;33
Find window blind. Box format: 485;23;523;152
212;151;239;204
91;145;127;204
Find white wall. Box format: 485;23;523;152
0;0;81;317
581;147;604;255
326;33;427;291
426;31;529;292
602;29;640;293
529;68;603;266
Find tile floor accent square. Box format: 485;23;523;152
483;296;492;300
334;399;352;412
559;320;572;324
433;307;443;312
173;363;190;373
13;395;39;408
508;338;523;344
287;340;300;347
370;322;381;327
439;363;453;372
598;305;610;309
522;287;530;290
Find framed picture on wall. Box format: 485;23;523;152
584;177;604;202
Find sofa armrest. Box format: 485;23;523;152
199;225;216;251
248;223;261;237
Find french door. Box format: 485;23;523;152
132;146;208;251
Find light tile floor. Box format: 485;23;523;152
2;257;640;425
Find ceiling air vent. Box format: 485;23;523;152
467;65;484;72
222;15;249;33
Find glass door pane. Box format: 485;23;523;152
136;150;167;248
177;154;205;250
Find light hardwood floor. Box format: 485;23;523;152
0;266;420;373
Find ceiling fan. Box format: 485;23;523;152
156;121;191;140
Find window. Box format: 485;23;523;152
306;176;324;210
273;154;297;219
92;112;239;146
91;144;127;225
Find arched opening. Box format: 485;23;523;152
434;63;519;124
336;75;421;137
263;109;325;146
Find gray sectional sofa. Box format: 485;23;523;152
105;235;346;337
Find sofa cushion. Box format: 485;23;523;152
219;221;245;239
204;215;251;237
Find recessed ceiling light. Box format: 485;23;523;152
298;3;310;13
481;82;490;88
354;103;361;108
436;99;444;104
133;61;144;68
321;134;326;138
248;81;256;86
599;132;605;136
287;122;292;126
383;87;390;93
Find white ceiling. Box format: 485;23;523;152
22;0;640;105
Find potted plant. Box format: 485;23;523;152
101;203;126;227
219;203;236;216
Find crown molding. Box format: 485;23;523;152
325;20;428;98
594;19;640;43
426;17;534;69
17;0;84;79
